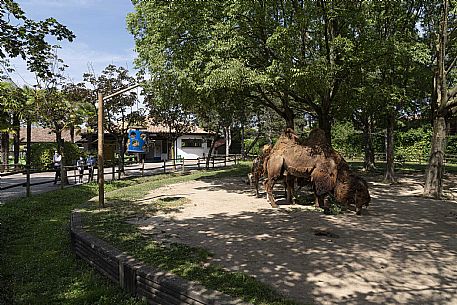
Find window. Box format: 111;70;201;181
182;139;202;148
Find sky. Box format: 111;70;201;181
9;0;137;86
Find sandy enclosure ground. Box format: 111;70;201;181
129;173;457;305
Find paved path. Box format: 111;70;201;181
0;159;233;202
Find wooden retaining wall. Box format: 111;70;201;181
70;212;250;305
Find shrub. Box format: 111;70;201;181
30;142;83;170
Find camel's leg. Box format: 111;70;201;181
285;175;295;204
314;195;323;208
264;178;278;208
254;175;260;197
315;194;331;214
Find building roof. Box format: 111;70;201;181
144;122;210;135
19;127;83;143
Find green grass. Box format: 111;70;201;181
80;164;303;305
0;179;151;305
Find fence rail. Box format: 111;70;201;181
0;155;240;196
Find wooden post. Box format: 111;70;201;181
163;159;166;173
234;154;237;165
98;92;105;208
112;162;115;181
182;157;185;172
26;120;31;197
224;155;226;167
197;158;200;170
141;156;145;177
60;139;65;190
212;156;215;168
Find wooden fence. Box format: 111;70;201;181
0;155;240;195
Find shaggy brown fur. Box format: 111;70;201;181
249;144;273;197
264;128;370;214
334;171;370;215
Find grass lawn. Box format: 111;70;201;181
0;179;148;305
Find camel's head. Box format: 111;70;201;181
335;174;370;215
261;144;273;155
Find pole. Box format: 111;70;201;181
26;120;31;197
98;92;105;208
60;139;65;190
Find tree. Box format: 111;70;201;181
144;72;196;165
0;0;74;78
127;1;367;143
84;65;145;173
423;0;457;198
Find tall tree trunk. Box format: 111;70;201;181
424;116;446;198
56;129;62;153
206;137;218;169
224;126;231;156
363;117;376;171
318;110;332;146
241;123;245;159
119;135;125;174
13;114;20;167
70;125;75;143
424;0;449;199
1;132;9;170
384;112;396;183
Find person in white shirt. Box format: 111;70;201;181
53;151;62;184
76;156;85;183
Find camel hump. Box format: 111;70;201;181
305;128;327;146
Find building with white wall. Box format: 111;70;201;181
142;125;213;161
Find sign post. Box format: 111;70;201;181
98;92;104;208
97;83;140;208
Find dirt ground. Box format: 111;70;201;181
130;172;457;305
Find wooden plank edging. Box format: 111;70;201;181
70;211;251;305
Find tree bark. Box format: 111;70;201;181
241;124;245;159
224;126;231;156
70;125;75;143
13;114;20;167
119;135;125;174
1;132;9;170
424;0;448;199
363;117;376;171
318;111;332;146
384;112;396;183
424;116;446;198
206;137;218;169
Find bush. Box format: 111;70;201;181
331;121;363;158
30;142;83;170
395;126;432;162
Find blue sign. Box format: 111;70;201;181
127;129;146;153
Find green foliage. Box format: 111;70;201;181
0;0;75;78
446;135;457;156
395;126;432;162
30;142;82;169
331;122;363;158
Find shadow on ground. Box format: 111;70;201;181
132;173;457;305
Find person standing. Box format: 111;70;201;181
86;155;95;182
53;151;62;184
76;156;85;183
